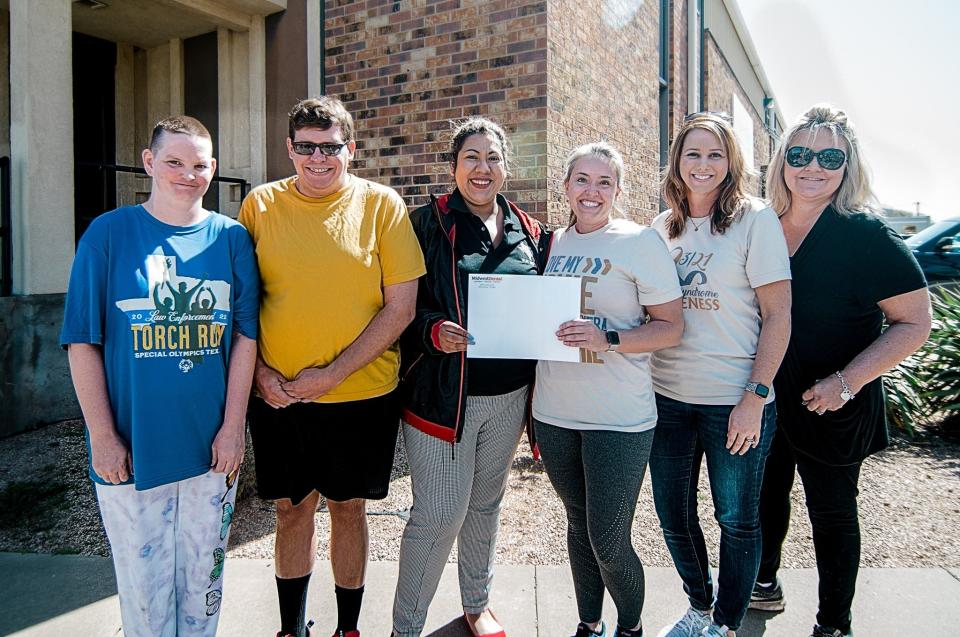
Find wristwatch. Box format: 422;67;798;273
744;381;770;399
835;371;856;402
605;330;621;352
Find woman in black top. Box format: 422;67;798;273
393;117;550;637
753;105;930;637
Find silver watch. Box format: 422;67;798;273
835;371;855;402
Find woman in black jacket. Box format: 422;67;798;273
392;117;549;637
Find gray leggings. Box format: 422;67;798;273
535;420;655;630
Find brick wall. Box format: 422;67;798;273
323;2;774;225
545;0;663;226
323;0;549;217
703;32;770;194
670;0;689;138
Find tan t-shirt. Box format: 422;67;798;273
238;175;425;402
533;219;682;432
649;200;791;404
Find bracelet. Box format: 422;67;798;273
835;370;855;402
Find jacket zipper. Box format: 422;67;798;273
434;199;466;457
402;353;424;382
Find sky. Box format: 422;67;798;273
736;0;959;219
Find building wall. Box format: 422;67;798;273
10;0;75;296
546;0;663;226
703;33;770;194
323;0;549;217
0;295;76;437
704;0;769;125
265;0;309;181
670;0;690;137
0;10;9;159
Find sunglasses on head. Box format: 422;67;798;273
786;146;846;170
683;111;733;124
291;141;348;157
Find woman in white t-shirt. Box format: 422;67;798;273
648;113;792;637
533;142;684;637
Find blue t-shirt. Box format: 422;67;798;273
60;205;260;490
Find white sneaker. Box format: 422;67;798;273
655;608;712;637
701;624;734;637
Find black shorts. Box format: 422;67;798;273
248;390;400;505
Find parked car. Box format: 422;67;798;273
905;217;960;284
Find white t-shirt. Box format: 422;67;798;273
533;219;682;432
649;200;791;405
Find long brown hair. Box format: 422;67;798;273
661;113;753;239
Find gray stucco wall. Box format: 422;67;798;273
0;294;79;438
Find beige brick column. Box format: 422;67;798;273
9;0;75;294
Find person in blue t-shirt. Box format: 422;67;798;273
60;115;259;637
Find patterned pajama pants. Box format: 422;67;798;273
392;386;529;637
95;469;238;637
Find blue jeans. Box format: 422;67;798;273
649;394;776;630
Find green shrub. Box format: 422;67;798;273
885;284;960;435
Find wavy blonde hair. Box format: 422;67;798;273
660;113;754;239
767;104;876;215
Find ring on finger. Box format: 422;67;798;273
816;408;825;415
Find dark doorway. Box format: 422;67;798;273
183;31;220;211
73;32;117;242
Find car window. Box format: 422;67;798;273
905;220;960;248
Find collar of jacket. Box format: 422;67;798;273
431;190;543;243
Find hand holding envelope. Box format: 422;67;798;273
434;320;474;353
466;273;582;362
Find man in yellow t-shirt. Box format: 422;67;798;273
238;97;425;637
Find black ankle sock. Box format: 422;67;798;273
276;573;311;637
334;584;364;632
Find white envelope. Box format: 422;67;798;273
467;273;582;362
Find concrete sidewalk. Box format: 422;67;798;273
2;553;957;636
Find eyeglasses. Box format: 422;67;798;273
291;141;348;157
785;146;846;170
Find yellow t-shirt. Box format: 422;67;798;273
238;175;426;402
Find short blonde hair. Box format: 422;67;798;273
767;104;876;215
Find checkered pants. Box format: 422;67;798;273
392;386;529;637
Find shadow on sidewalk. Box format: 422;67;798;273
0;553;118;635
739;608;785;636
425;615;474;637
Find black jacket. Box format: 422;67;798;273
399;190;551;444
